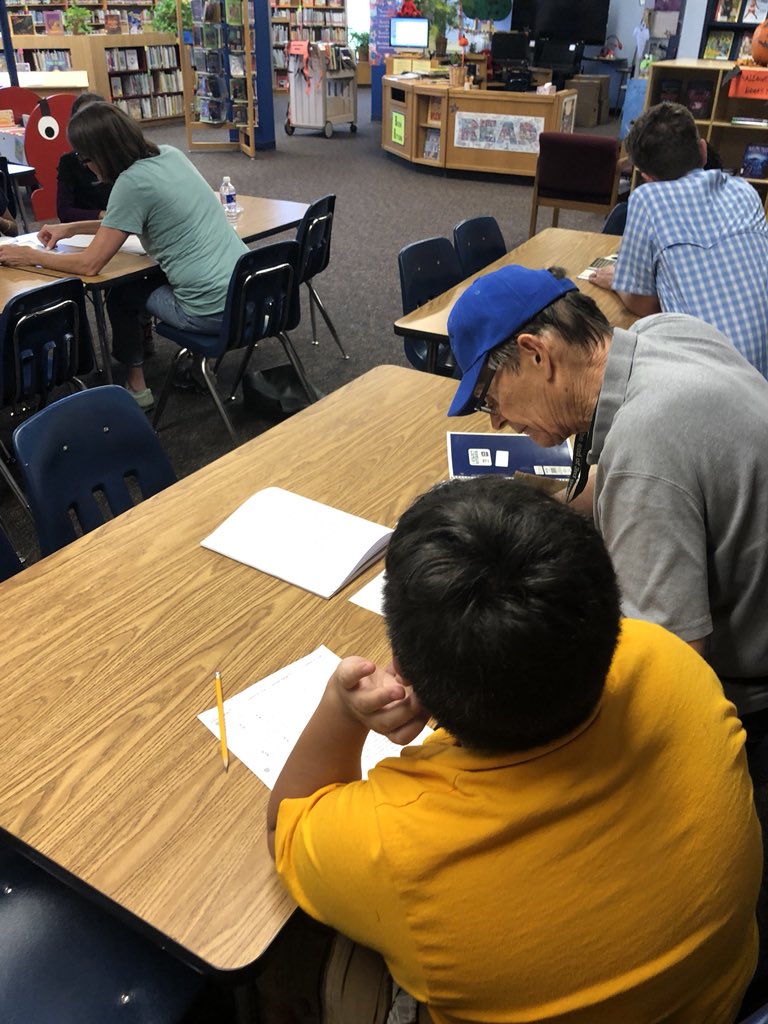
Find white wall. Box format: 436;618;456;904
606;0;709;61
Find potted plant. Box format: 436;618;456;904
63;5;93;34
349;30;370;62
153;0;193;34
418;0;458;56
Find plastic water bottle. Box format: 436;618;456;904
219;176;237;220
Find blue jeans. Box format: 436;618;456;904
106;273;224;368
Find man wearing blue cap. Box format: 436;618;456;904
447;263;768;723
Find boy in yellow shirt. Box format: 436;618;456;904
268;478;761;1023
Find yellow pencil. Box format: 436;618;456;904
214;670;229;772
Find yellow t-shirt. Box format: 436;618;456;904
275;619;762;1023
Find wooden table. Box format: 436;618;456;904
0;366;486;973
25;195;310;382
0;265;59;307
394;228;634;369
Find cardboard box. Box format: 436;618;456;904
570;74;611;123
564;78;601;128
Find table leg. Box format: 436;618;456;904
10;180;27;232
90;288;113;383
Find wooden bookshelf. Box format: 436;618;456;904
270;0;347;91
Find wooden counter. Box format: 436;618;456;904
382;75;576;177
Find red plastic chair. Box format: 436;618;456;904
529;132;620;238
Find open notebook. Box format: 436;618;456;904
201;487;393;599
0;231;146;255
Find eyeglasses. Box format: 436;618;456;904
472;363;497;415
76;153;93;167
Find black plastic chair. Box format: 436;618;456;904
398;236;463;376
0;840;203;1024
12;385;176;557
0;277;94;513
153;239;316;444
295;194;348;359
452;216;506;278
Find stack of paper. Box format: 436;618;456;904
201;487;392;598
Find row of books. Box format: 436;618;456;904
194;71;250;99
191;0;243;25
105;47;142;71
196;95;256;124
293;26;347;42
29;48;71;71
713;0;768;23
10;9;151;35
298;9;346;25
191;23;250;50
146;45;180;69
703;27;755;59
110;70;183;96
272;25;289;44
656;78;715;117
272;0;345;7
115;93;185;120
273;46;288;67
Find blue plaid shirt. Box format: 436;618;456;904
613;169;768;377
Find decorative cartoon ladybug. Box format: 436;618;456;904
25;93;76;221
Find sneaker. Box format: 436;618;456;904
127;386;154;411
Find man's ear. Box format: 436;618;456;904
517;332;554;377
698;136;707;167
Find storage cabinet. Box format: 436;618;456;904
642;58;768;213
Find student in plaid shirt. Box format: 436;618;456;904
591;102;768;378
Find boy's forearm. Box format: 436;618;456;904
267;686;368;858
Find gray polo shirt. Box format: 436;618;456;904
590;313;768;692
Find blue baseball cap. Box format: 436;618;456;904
447;266;577;417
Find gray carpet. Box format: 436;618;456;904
0;89;613;564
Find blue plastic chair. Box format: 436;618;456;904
12;385;176;557
152;239;316;444
295;194;347;359
452;216;506;278
740;1001;768;1023
398;237;463;376
0;840;203;1024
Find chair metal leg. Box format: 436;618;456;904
278;331;319;404
307;282;319;347
198;355;238;445
0;452;31;518
90;290;113;383
228;343;258;402
307;281;348;359
152;346;187;432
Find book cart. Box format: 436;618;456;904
176;0;275;156
284;40;356;137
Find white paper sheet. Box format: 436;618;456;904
350;571;385;616
65;233;146;255
201;487;392;599
198;645;432;788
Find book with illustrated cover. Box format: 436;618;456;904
229;51;245;77
423;127;440;160
684;80;714;119
104;12;122;33
10;13;34;34
190;0;204;21
742;143;768;179
127;11;142;34
703;30;734;59
714;0;740;21
427;96;441;124
202;23;225;48
736;30;754;59
225;0;243;25
741;0;768;24
657;78;682;103
42;10;64;34
125;49;140;71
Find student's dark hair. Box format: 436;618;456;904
70;91;106;117
384;478;621;753
488;267;611;375
67;102;160;184
625;102;702;181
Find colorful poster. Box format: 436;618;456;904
453;112;543;152
391;110;405;145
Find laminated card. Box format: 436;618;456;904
201;487;393;598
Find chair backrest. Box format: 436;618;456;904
0;841;201;1023
536;132;619;203
296;193;336;285
0;86;40;123
452;216;506;278
13;385;177;556
220;238;302;356
0;521;22;581
0;277;93;409
740;1003;768;1024
398;236;464;315
0;156;16;217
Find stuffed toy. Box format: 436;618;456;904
397;1;422;17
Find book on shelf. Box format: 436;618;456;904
42;9;65;34
110;75;123;97
742;143;768;179
127;11;142;34
657;78;682;103
740;0;768;24
714;0;740;21
427;95;441;123
732;115;768;126
736;30;754;59
684;80;714;119
703;29;735;59
229;51;245;77
422;127;440;160
202;22;225;47
104;12;122;33
125;49;140;71
225;0;243;25
10;13;34;34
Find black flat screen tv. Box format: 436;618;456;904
511;0;610;46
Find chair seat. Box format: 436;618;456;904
154;321;223;359
537;187;616;205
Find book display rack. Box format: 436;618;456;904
178;0;275;155
641;59;768;212
699;0;767;61
270;1;347;91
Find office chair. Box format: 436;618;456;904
0;277;93;514
153;239;316;444
12;385;177;557
529;132;620;238
0;841;203;1024
602;202;628;236
295;194;348;359
398;236;463;376
452;216;506;278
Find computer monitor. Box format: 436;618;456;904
389;17;430;50
490;31;529;64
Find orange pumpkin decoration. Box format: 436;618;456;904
752;18;768;65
